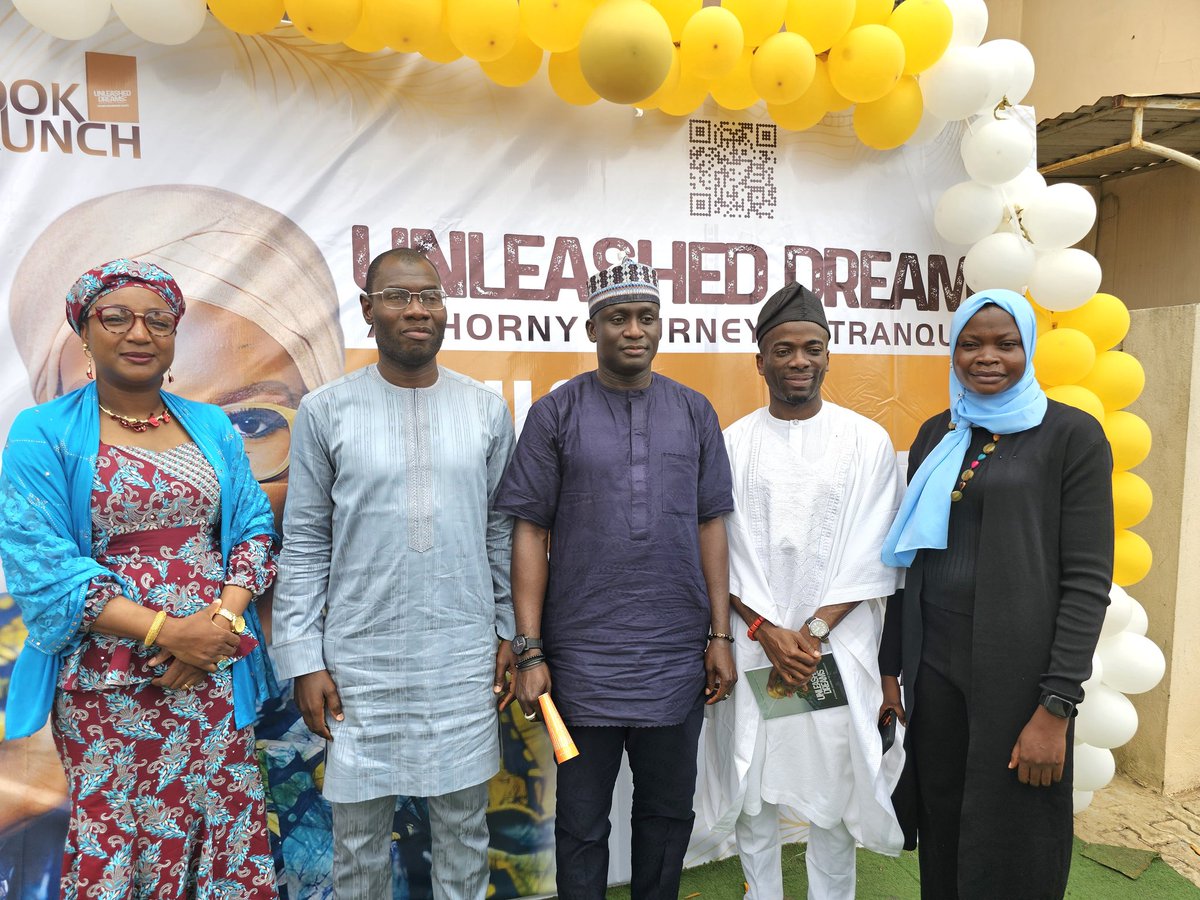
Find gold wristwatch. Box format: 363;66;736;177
212;607;247;634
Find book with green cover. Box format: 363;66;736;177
745;654;850;720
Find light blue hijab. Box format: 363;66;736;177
882;289;1048;567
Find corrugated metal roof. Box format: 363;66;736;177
1037;94;1200;179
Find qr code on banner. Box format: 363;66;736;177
688;120;778;219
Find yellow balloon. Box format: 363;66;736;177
209;0;284;35
650;0;701;41
722;0;786;47
1033;327;1097;387
852;74;923;149
418;25;463;62
1045;384;1105;423
446;0;519;61
751;31;815;105
548;48;600;105
679;6;744;79
785;0;853;53
639;44;681;109
1113;471;1153;530
579;0;673;104
1103;411;1152;472
887;0;952;75
827;24;905;104
481;31;544;86
1077;351;1145;411
851;0;894;27
657;69;709;117
343;13;386;51
364;0;441;51
709;49;758;110
1055;293;1131;352
288;0;363;44
768;56;839;129
1113;529;1152;587
521;0;593;53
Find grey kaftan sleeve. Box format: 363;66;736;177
486;395;516;640
271;396;336;680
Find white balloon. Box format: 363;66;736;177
961;118;1035;185
1073;790;1095;814
112;0;206;44
978;38;1036;105
921;47;997;122
1073;743;1116;792
908;107;948;146
1098;632;1166;695
12;0;111;40
1021;183;1097;250
998;166;1047;210
1075;683;1139;750
1101;583;1134;637
935;181;1005;245
963;231;1035;293
1026;248;1102;311
945;0;988;48
1126;597;1149;637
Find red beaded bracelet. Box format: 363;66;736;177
747;615;766;641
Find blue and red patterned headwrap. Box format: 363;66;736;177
65;258;185;335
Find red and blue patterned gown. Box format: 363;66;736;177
51;442;278;900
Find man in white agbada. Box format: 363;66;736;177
701;283;906;899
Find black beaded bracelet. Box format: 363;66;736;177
516;654;547;671
708;632;735;643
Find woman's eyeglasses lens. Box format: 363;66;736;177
378;288;446;310
95;306;179;336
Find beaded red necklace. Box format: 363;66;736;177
950;433;1001;502
98;402;172;433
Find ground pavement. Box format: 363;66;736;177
1075;773;1200;887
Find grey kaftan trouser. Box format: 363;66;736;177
331;781;491;900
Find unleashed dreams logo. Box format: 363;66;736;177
0;52;141;157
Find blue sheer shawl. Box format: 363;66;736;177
881;289;1048;567
0;382;278;738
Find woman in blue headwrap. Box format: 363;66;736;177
878;290;1114;899
0;259;280;898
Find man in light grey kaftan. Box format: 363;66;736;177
700;284;905;900
271;249;515;900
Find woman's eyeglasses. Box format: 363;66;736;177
90;305;180;337
223;402;295;482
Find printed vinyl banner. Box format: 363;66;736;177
0;5;975;897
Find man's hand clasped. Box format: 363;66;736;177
755;621;821;691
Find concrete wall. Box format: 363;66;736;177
1092;165;1200;310
1118;305;1200;795
985;0;1200;120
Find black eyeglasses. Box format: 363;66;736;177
90;305;179;336
363;288;448;311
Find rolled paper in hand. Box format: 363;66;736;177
538;693;580;763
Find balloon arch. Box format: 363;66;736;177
11;0;1164;813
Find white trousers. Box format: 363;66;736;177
736;802;857;900
331;781;490;900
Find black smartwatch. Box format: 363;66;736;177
511;634;543;655
1039;692;1075;719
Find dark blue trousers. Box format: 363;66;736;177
554;699;705;900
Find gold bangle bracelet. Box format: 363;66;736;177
143;610;168;647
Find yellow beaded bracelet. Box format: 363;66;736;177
143;610;167;647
